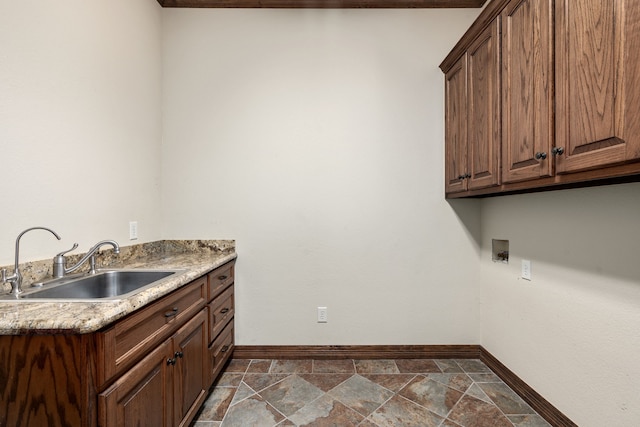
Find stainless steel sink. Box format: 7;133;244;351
4;269;181;301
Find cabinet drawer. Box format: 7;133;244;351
208;319;234;385
208;285;234;344
97;276;207;387
208;261;234;300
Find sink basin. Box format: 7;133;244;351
14;270;180;300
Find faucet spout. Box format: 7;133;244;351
2;226;61;296
53;239;120;278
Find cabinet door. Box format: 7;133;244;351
173;309;209;427
99;340;173;427
445;54;468;193
555;0;640;173
467;18;501;190
502;0;553;183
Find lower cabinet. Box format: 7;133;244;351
0;260;236;427
98;309;209;427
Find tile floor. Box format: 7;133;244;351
191;358;552;427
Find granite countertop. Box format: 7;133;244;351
0;240;236;335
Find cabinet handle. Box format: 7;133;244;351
220;308;230;314
218;275;228;281
174;351;183;359
552;147;565;156
464;173;471;179
535;152;547;160
164;307;179;318
458;175;465;180
221;345;229;353
167;358;176;366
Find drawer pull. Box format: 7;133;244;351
221;345;229;353
218;275;228;281
167;358;176;366
174;351;183;359
220;308;230;314
164;307;179;318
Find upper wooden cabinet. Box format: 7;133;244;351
444;18;501;194
441;0;640;198
501;0;553;183
555;0;640;173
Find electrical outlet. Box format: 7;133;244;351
521;259;531;281
317;306;328;323
129;221;138;240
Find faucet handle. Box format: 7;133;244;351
56;243;79;257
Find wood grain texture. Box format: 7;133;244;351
501;0;553;183
0;334;97;427
233;344;481;359
158;0;486;8
480;346;578;427
445;55;468;193
466;17;501;190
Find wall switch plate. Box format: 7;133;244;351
522;259;531;281
129;221;138;240
317;306;328;323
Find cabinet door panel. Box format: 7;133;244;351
502;0;553;183
173;309;208;427
555;0;640;172
467;18;501;190
445;55;468;193
99;340;173;427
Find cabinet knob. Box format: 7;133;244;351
221;345;229;353
220;308;230;314
218;275;228;281
535;152;547;160
167;358;176;366
464;173;471;179
552;147;565;156
174;351;183;359
458;174;466;180
164;307;179;318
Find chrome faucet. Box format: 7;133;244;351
1;227;61;296
53;240;120;278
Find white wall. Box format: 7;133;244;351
161;9;482;345
0;0;163;264
480;182;640;426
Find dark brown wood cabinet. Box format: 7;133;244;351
501;0;553;183
445;18;501;194
0;260;236;427
441;0;640;198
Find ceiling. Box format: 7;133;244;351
157;0;486;8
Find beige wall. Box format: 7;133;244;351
479;183;640;426
0;0;163;263
161;8;482;346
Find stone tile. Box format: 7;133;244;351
328;375;394;416
395;359;442;374
455;359;492;374
440;420;462;427
354;359;400;374
478;382;536;415
224;359;250;373
242;373;289;393
271;359;313;374
435;359;465;373
214;372;243;387
260;375;324;416
247;359;273;373
465;383;493;403
197;387;236;421
192;421;220;427
220;395;285;427
427;373;474;393
358;419;379;427
299;373;352;392
368;395;443;427
276;420;296;426
312;359;355;373
230;382;255;406
508;414;553;427
447;395;513;427
288;394;364;427
468;372;502;383
359;374;416;392
398;376;463;417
